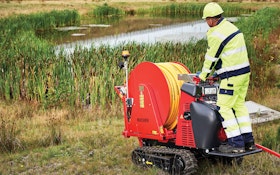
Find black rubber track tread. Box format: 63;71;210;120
132;146;198;175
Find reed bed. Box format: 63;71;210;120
91;3;125;17
0;10;80;106
236;7;280;88
87;3;125;24
0;5;279;110
0;10;80;37
137;3;253;17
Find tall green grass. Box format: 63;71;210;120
0;10;80;107
91;3;125;17
137;3;253;17
87;3;124;24
0;10;80;37
0;6;279;109
236;7;280;88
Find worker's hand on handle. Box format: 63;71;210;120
196;71;201;78
212;72;218;78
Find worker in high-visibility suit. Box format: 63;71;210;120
199;2;256;153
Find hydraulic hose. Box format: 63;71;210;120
256;143;280;158
156;62;189;130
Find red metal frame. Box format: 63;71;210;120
175;87;197;147
115;62;179;142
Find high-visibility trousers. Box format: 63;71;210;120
217;73;252;139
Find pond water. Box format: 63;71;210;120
54;16;238;55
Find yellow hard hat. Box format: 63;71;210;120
202;2;224;19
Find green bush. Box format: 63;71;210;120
93;3;124;17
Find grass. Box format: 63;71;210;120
0;101;279;174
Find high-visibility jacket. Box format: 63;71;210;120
199;18;253;140
199;18;250;81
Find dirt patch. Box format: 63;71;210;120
0;0;94;18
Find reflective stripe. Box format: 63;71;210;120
212;31;227;40
205;54;219;62
240;126;252;134
225;129;241;138
217;62;250;74
219;65;250;80
214;30;241;58
214;59;222;70
220;46;247;58
222;118;238;128
219;89;234;95
236;116;251;123
202;67;211;73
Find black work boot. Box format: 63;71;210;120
245;141;257;151
219;135;246;153
218;143;245;153
242;133;256;151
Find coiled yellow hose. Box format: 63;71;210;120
155;62;189;130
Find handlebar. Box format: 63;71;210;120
178;73;219;86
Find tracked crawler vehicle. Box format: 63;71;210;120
114;51;262;174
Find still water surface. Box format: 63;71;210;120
55;17;237;54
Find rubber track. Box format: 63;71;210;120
133;146;198;175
